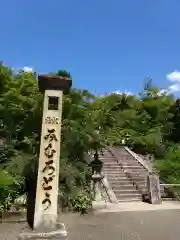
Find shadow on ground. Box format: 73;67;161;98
1;210;180;240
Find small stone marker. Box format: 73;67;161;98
147;172;162;204
19;75;72;239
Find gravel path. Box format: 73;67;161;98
1;210;180;240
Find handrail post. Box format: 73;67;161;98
147;172;162;204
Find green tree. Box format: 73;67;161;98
0;63;99;211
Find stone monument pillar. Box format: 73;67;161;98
33;89;63;230
19;75;72;239
147;172;162;204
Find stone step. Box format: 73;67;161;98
124;169;147;173
104;164;146;171
123;165;146;169
124;174;147;179
123;174;146;178
103;165;123;172
123;175;147;179
112;184;136;189
126;170;147;174
104;173;125;176
122;164;144;169
101;160;118;164
105;174;127;178
109;179;146;184
104;170;124;173
101;155;116;158
118;198;142;202
122;173;146;177
102;164;119;167
109;180;133;185
122;161;142;164
107;174;129;181
107;176;131;180
111;184;137;190
104;163;119;166
108;181;134;185
101;161;118;165
103;164;120;167
113;189;139;194
103;168;121;171
105;172;126;175
107;175;146;180
100;158;116;160
106;174;128;178
103;164;119;167
110;180;134;185
115;193;142;200
109;180;146;186
122;163;146;168
103;163;119;165
124;165;144;169
99;155;116;159
100;159;116;161
109;179;133;186
100;155;116;158
103;168;122;172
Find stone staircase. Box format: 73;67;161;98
110;147;177;200
100;149;142;202
110;147;149;195
99;146;176;202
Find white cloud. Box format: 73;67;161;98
166;71;180;82
157;89;168;96
168;83;180;93
99;90;133;98
165;70;180;94
112;90;133;96
23;66;33;72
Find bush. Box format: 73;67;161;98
154;144;180;183
72;190;92;214
0;171;14;211
0;170;24;211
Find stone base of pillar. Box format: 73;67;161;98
18;222;68;240
92;201;107;210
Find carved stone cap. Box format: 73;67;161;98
38;74;72;93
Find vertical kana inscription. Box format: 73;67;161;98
42;128;58;211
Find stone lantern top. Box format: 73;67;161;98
38;74;72;93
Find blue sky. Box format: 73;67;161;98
1;0;180;96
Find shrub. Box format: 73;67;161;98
72;190;92;214
0;170;24;211
154;144;180;183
